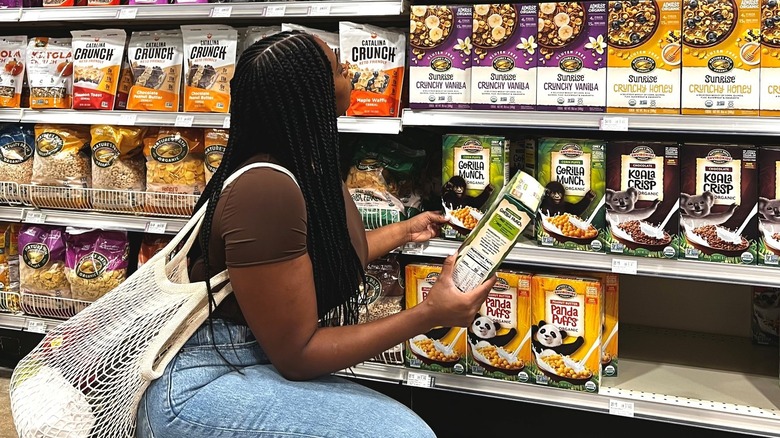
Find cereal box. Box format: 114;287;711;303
752;286;780;345
470;3;538;110
603;141;680;258
757;146;780;265
676;143;759;264
681;0;761;115
761;0;780;116
405;263;468;375
467;270;533;382
606;0;682;113
408;5;473;109
441;134;509;240
601;273;618;377
529;273;603;393
536;138;607;253
536;1;609;112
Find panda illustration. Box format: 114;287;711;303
467;314;517;348
531;320;584;356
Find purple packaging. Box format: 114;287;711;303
470;3;537;110
0;0;21;7
408;5;472;109
174;0;208;3
129;0;170;4
65;228;129;302
536;1;608;112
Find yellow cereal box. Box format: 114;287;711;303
681;0;761;115
607;0;682;113
405;263;467;375
529;274;603;393
466;270;532;382
760;0;780;116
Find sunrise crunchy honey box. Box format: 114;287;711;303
528;273;603;393
606;0;682;113
681;0;761;115
466;270;533;382
760;0;780;116
405;263;468;375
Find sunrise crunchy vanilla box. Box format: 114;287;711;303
606;0;682;114
470;3;538;110
681;0;761;115
760;0;780;116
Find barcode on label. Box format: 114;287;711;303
145;221;167;234
406;371;433;388
609;399;635;417
174;115;194;127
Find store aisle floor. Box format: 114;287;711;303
0;371;17;438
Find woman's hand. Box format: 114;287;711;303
405;211;449;244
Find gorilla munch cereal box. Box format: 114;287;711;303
604;141;680;258
529;273;602;393
757;146;780;266
535;138;607;253
405;263;468;375
676;143;758;264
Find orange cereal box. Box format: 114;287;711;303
529;273;603;393
466;270;532;382
405;263;468;375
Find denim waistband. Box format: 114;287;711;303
184;318;256;348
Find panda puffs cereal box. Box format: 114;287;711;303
405;263;468;375
529;274;603;393
466;270;532;382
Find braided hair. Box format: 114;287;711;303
192;31;365;327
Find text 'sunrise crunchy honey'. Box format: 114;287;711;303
607;0;682;113
760;0;780;115
681;0;761;115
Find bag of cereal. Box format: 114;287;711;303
65;227;129;302
143;127;204;215
26;37;73;109
90;124;147;211
204;128;227;184
0;36;27;108
0;124;35;202
31;124;92;208
70;29;127;110
18;225;71;317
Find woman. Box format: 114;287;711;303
136;31;495;438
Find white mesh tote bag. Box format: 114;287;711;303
9;162;297;438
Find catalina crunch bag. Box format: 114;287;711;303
71;29;127;110
181;25;237;113
128;30;184;112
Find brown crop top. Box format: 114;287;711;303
190;157;369;324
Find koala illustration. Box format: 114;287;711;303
604;187;660;224
759;197;780;225
679;192;738;228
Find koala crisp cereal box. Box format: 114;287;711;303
536;138;607;253
405;263;468;375
676;143;758;264
529;274;602;392
536;1;608;112
757;146;780;266
470;3;538;110
604;141;680;259
409;5;472;109
467;270;532;382
606;0;682;114
681;0;760;115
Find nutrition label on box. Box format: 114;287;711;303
452;247;493;292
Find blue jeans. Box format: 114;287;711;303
136;319;436;438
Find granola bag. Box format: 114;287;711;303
65;228;129;302
71;29;127;110
181;25;237;113
26;37;74;109
144;127;204;215
127;30;184;112
0;36;27;108
204;128;228;184
0;124;35;195
18;224;70;300
90;125;147;211
32;124;91;188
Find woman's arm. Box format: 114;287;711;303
230;252;493;381
365;212;448;262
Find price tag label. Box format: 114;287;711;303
600;116;629;131
117;113;137;126
210;5;232;17
174;114;194;127
609;399;635;417
115;7;138;19
611;258;637;275
25;211;46;224
222;115;231;128
308;4;331;15
406;371;433;388
145;221;167;234
27;320;47;334
265;5;286;16
403;242;425;255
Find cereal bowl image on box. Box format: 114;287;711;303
534;348;594;385
539;211;600;245
408;333;462;367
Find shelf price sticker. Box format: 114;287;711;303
145;221;167;234
210;6;232;17
25;211;46;224
115;7;138;19
609;399;635;417
308;4;331;15
600;116;629;131
265;5;286;16
611;258;637;275
174;114;195;127
403;241;425;255
116;113;138;126
406;371;434;388
222;115;231;128
26;320;47;334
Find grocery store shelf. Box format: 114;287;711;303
340;325;780;438
411;238;780;288
19;109;229;129
0;108;22;123
17;207;188;235
0;206;23;223
337;116;402;134
0;7;20;22
0;312;61;334
402;109;780;136
13;1;405;22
